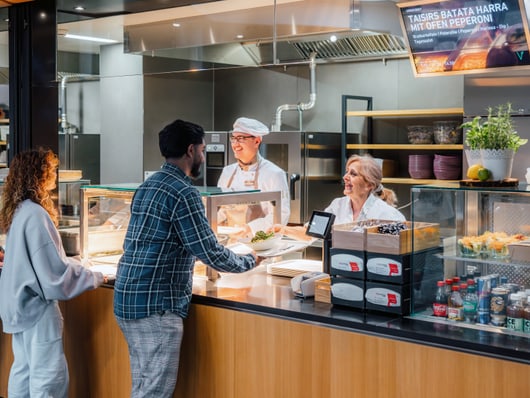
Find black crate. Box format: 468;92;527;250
365;281;411;315
366;252;411;284
330;276;365;310
329;248;365;280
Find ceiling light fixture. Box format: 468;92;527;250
64;33;118;44
74;6;85;11
172;22;181;28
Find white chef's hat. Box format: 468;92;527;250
232;117;269;137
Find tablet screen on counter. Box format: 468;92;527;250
305;210;335;239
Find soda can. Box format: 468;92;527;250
478;293;491;311
490;287;509;327
477;276;491;295
489;274;499;289
477;309;490;325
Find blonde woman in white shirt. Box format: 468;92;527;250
278;154;404;240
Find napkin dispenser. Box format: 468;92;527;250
290;271;329;298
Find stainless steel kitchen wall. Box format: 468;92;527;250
260;131;343;224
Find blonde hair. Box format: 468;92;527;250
345;154;398;207
0;148;59;232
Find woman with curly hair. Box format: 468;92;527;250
0;148;106;397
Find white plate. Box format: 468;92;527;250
227;239;311;258
267;259;323;277
217;226;245;235
253;240;311;257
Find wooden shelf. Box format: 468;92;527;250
347;144;463;150
0;119;8;124
382;178;460;185
346;108;464;117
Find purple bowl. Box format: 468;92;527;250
434;169;461;180
409;168;433;179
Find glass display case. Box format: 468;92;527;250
58;179;90;227
410;183;530;336
77;184;282;261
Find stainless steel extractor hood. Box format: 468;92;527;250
124;0;408;67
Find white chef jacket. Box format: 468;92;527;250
218;157;290;234
324;194;405;225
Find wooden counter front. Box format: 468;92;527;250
1;284;529;397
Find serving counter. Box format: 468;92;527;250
2;183;530;397
1;263;529;397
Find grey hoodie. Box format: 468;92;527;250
0;199;103;333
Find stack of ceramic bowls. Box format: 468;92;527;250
433;154;462;180
408;154;433;178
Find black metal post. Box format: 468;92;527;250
8;0;58;161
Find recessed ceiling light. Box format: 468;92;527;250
74;6;85;11
330;35;338;43
64;33;118;44
172;22;181;28
236;34;244;39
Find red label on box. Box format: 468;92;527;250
387;293;398;306
349;262;360;272
388;263;399;275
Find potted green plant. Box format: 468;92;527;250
461;103;527;180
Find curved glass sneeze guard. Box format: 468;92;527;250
78;185;280;262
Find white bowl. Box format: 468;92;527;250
240;234;282;251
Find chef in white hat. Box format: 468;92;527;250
218;117;290;236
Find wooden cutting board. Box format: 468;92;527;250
459;178;519;187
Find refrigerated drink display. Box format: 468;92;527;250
409;184;530;338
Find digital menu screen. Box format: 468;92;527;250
397;0;530;76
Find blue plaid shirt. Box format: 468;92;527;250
113;162;256;320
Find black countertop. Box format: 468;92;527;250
191;265;530;365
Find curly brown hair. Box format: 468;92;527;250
0;148;59;232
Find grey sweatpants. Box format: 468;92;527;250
8;301;68;398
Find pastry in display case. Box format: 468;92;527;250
410;183;530;336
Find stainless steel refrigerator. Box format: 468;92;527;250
260;131;344;225
59;133;100;184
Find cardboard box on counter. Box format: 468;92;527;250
332;222;367;251
332;220;398;251
314;276;331;303
366;221;440;255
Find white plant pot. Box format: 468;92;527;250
480;149;515;181
464;149;482;167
